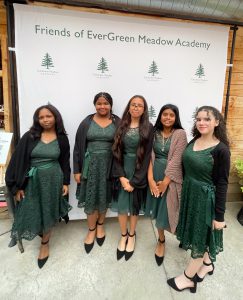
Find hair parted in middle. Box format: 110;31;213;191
112;95;150;169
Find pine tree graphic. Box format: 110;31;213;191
148;60;159;76
148;105;157;120
195;64;205;78
41;53;54;69
97;57;109;73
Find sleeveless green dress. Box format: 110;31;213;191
11;140;72;241
112;127;144;215
176;142;223;261
76;121;116;214
146;132;170;229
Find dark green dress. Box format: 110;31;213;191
146;132;170;229
176;142;223;261
112;127;143;214
11;140;71;241
76;121;116;214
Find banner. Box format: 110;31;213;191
14;4;229;219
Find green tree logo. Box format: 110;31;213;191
41;53;54;69
195;64;205;78
148;60;159;76
148;105;157;120
97;57;109;73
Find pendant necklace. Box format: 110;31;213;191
161;130;174;152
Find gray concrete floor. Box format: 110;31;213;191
0;202;242;300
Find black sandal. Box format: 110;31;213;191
96;221;106;247
38;240;49;269
155;238;165;266
125;231;136;261
195;260;215;282
167;271;197;293
117;230;128;260
84;226;96;254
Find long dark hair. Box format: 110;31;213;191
112;95;150;169
154;104;183;132
30;104;67;138
192;106;229;147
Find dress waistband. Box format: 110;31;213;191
27;161;58;177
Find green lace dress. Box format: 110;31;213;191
112;127;144;215
146;132;170;229
176;142;223;261
76;121;116;214
11;140;71;241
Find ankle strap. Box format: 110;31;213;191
41;240;49;245
203;261;213;266
184;271;194;281
89;227;96;231
97;221;104;226
128;231;136;237
158;238;165;244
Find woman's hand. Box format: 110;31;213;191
157;181;168;196
62;185;69;196
212;220;226;230
149;179;160;198
15;190;25;201
74;173;81;184
120;177;134;192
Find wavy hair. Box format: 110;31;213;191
154;104;183;132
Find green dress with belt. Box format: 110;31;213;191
11;140;72;241
146;132;170;229
76;121;116;214
176;142;223;261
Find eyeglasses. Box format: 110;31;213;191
130;103;144;108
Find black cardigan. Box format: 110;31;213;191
73;113;120;174
188;139;230;222
5;131;71;196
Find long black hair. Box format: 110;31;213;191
30;104;67;138
154;104;183;131
192;106;229;147
112;95;150;169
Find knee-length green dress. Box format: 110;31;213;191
176;142;223;261
76;121;116;214
146;133;170;229
11;140;71;241
112;127;145;215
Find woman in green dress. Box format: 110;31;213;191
146;104;187;266
167;106;230;293
5;104;71;268
112;95;153;261
73;92;120;253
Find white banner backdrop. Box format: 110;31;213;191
14;4;229;219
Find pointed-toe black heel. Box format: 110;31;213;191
155;238;165;266
167;271;197;293
96;221;106;247
117;231;128;260
125;231;136;261
195;260;215;282
84;226;96;254
38;240;49;269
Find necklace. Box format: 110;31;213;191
161;130;174;152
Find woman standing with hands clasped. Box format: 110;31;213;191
146;104;187;266
112;95;153;261
5;104;71;269
73;92;120;253
167;106;230;293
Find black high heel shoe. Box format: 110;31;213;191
195;260;215;282
84;226;96;254
38;240;49;269
155;238;165;266
125;231;136;261
96;221;106;247
167;271;197;293
117;231;128;260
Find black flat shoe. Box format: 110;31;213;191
167;271;197;293
38;240;49;269
155;238;165;266
125;231;136;261
84;226;96;254
117;231;128;260
96;221;106;247
195;260;215;282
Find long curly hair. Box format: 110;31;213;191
192;106;229;146
154;104;183;132
30;104;67;138
112;95;150;169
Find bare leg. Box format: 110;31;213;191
155;228;165;257
85;211;98;244
117;214;128;251
197;252;214;278
38;231;51;259
97;211;106;238
126;215;138;252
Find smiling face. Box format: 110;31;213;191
38;108;55;130
95;96;111;117
129;97;145;119
196;110;219;137
160;108;176;130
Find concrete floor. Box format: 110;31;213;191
0;202;243;300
